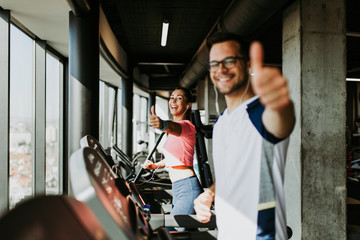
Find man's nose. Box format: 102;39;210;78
217;63;228;73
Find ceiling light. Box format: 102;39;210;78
161;20;169;47
346;78;360;81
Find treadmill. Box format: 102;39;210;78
0;195;110;240
70;145;217;239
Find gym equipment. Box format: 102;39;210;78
77;135;218;237
0;195;109;240
71;140;218;239
191;110;214;188
70;147;153;239
133;132;166;183
80;135;116;168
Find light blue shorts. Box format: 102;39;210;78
168;175;203;231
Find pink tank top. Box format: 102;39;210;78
163;120;196;167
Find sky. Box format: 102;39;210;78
10;24;60;122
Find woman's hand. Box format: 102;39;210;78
149;105;182;136
149;106;163;129
143;160;158;170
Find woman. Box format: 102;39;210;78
144;87;203;228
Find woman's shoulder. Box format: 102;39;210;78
179;120;195;128
178;120;196;135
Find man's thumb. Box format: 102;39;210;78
250;41;264;75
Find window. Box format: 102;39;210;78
8;23;65;208
108;87;116;147
154;96;169;154
133;93;149;155
155;96;169;121
45;52;63;195
99;81;106;145
99;81;117;149
116;89;122;148
9;24;34;208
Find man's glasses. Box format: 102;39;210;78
208;56;247;72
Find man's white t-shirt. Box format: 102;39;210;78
212;96;289;240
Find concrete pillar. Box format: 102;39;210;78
68;4;100;157
283;0;347;239
122;76;133;157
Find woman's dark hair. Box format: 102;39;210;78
173;87;193;103
206;31;249;60
172;87;193;120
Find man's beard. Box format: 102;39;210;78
216;76;249;95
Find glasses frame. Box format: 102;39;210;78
208;56;247;72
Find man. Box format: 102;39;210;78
193;32;295;239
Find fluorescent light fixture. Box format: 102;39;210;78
161;21;169;47
346;78;360;82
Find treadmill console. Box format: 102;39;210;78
70;147;151;240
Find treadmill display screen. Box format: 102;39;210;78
82;148;150;238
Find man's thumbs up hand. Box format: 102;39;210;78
250;41;291;111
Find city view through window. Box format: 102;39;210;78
9;24;62;208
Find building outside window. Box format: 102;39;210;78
9;24;34;208
45;52;63;195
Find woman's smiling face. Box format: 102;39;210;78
169;89;188;117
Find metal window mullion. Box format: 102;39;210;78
0;9;10;214
33;40;46;196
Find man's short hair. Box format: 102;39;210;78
206;31;249;59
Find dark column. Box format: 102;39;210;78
68;3;99;157
122;77;133;157
148;92;156;112
63;58;69;194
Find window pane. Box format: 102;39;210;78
108;87;115;148
139;97;149;148
155;96;169;154
99;82;116;149
133;95;149;155
155;96;169;120
99;81;105;144
133;94;140;154
116;89;122;148
45;53;61;195
9;25;34;208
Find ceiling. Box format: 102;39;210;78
100;0;360;92
1;0;360;94
100;0;233;91
347;0;360;79
100;0;287;91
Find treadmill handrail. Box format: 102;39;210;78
133;132;165;183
